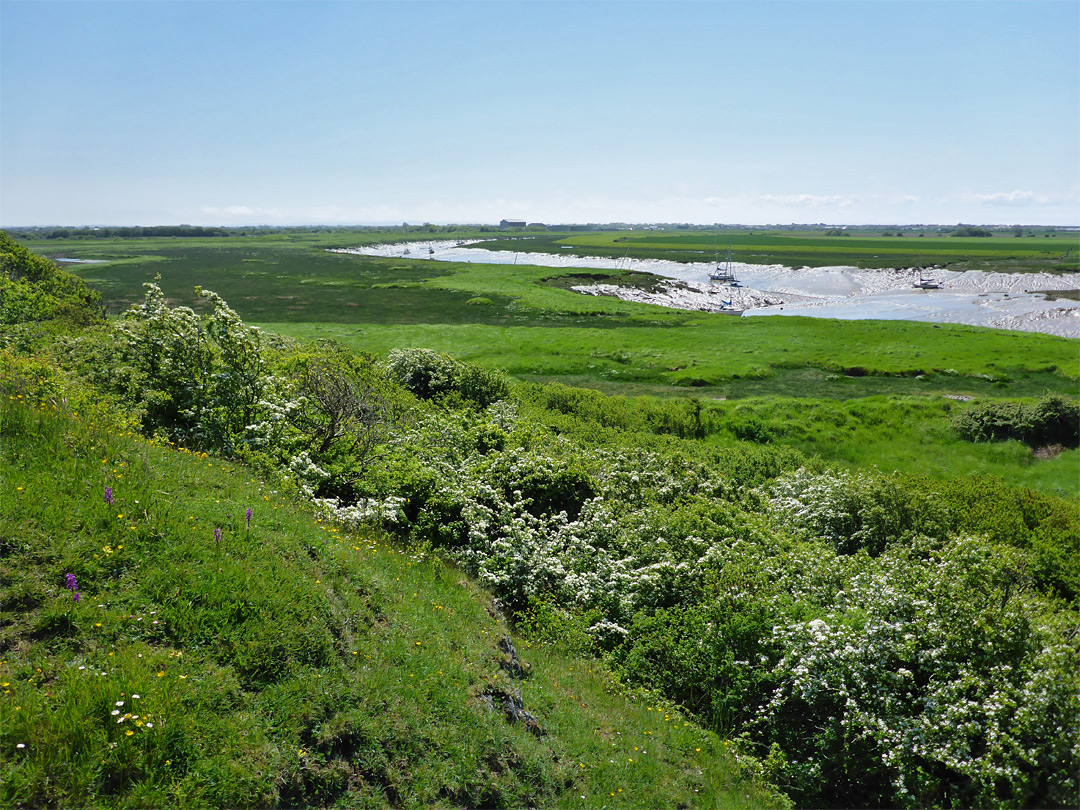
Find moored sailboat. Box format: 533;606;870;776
709;243;736;282
913;267;941;289
717;298;744;315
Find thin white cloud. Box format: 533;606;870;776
187;187;1077;228
756;194;860;208
201;205;273;218
972;190;1040;206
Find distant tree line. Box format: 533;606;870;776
43;225;231;239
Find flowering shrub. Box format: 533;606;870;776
766;468;947;555
336;402;1079;808
751;535;1079;808
108;281;268;451
384;347;508;407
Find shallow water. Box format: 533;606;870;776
334;241;1080;337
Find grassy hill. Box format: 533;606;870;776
0;393;782;809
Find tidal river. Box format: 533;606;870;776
333;241;1080;338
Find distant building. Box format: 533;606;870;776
499;219;526;229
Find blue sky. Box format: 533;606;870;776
2;0;1077;226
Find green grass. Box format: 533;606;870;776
258;316;1078;397
701;394;1079;496
4;233;1077;807
18;230;1080;493
0;395;784;809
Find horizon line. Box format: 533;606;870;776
5;222;1079;230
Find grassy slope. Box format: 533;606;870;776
0;396;783;809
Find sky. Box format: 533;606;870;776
1;0;1077;227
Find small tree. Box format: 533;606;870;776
115;281;267;452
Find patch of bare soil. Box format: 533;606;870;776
1034;444;1067;460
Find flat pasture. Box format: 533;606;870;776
45;240;525;325
260;317;1077;399
27;231;1080;401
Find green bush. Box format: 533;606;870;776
482;451;597;520
1029;394;1080;447
953;395;1079;448
384;347;458;400
454;360;510;408
927;474;1080;601
767;469;949;556
0;231;102;326
729;415;775;444
266;348;408;502
384;347;508;407
614;601;772;731
101;281;268;452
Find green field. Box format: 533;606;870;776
26;231;1079;401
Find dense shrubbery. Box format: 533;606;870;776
57;280;267;453
385;347;509;407
953;395;1080;448
926;474;1080;601
768;468;949;555
312;381;1077;807
749;534;1078;808
0;231;103;327
4;241;1078;809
